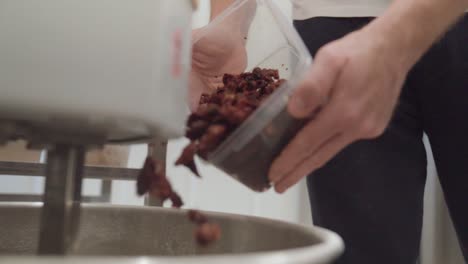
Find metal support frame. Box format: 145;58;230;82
38;144;85;255
0;161;138;204
0;161;139;180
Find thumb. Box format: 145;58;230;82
288;48;347;119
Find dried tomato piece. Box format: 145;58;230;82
136;157;156;196
222;92;237;104
220;105;252;126
175;142;200;177
222;73;235;85
169;192;184;208
238;79;248;91
198;125;227;159
252;67;263;78
136;157;184;208
188;210;208;224
151;176;172;199
177;68;285;189
186;120;209;140
199;93;210;104
195;223;222;246
260;68;279;80
256;80;268;89
187;210;221;246
195;103;220;120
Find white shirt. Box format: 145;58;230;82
291;0;392;20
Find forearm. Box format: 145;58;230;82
366;0;467;68
209;0;256;34
210;0;236;20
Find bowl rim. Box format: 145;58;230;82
0;203;344;264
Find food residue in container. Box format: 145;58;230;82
176;67;285;174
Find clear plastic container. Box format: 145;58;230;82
194;0;312;192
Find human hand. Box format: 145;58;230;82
268;27;412;193
189;26;247;111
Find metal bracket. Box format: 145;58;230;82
38;145;85;255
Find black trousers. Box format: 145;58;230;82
294;16;468;264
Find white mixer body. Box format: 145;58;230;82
0;0;193;144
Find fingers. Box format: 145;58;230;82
269;53;357;191
269;98;345;183
274;133;354;193
268;47;349;183
288;48;347;119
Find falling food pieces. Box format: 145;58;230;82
175;142;200;177
195;222;222;246
188;210;220;246
136;68;286;247
188;209;208;224
136;157;183;208
136;157;220;246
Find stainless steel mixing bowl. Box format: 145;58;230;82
0;204;343;263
